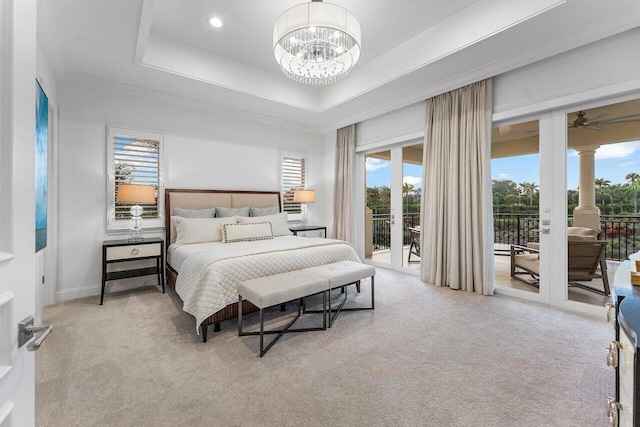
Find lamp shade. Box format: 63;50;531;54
116;184;156;204
293;190;315;203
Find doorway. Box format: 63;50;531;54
361;141;424;272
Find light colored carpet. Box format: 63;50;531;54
36;268;613;427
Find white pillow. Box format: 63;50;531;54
173;216;237;246
237;212;292;237
222;222;273;243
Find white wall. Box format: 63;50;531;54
56;76;324;300
355;27;640;148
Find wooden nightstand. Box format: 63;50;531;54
101;237;165;305
289;225;327;238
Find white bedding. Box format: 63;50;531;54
171;236;361;331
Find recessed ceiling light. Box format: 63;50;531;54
209;17;223;28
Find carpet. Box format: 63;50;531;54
36;268;613;426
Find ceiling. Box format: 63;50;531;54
38;0;640;133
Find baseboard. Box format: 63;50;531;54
56;284;102;302
56;279;158;302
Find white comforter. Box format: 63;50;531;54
173;236;360;331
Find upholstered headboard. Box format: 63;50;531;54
164;189;282;249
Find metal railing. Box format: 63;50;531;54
601;216;640;261
371;213;420;251
370;212;640;261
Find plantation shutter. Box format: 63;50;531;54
113;136;160;220
282;156;306;214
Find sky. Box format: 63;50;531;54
365;157;422;188
492;140;640;189
366;140;640;190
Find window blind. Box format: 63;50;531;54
113;136;160;220
281;156;306;214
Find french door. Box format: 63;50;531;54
492;111;568;308
358;140;423;273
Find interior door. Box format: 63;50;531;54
0;0;38;424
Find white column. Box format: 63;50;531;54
573;145;600;230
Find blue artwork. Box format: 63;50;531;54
35;80;48;252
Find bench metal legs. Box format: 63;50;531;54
305;276;375;328
238;292;328;357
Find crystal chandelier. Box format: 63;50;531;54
273;0;361;85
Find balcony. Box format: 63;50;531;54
368;212;636;304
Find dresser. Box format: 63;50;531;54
609;261;640;426
101;238;165;305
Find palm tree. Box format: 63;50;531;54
518;181;539;206
595;178;611;214
402;182;415;213
626;173;640;213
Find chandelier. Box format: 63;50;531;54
273;0;361;85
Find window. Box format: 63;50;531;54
107;127;164;232
281;154;306;218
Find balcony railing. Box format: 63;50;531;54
370;212;640;261
372;213;420;251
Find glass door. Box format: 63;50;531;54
365;150;392;266
565;98;640;308
363;142;424;271
491;119;544;300
402;143;423;270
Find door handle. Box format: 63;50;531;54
18;315;53;351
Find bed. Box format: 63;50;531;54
164;189;361;342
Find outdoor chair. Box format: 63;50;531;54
407;226;421;263
510;237;610;296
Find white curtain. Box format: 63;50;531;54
333;124;356;243
420;79;494;295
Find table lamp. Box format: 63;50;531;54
293;189;315;224
116;184;156;241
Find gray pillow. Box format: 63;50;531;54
250;206;279;217
216;206;250;218
172;207;215;218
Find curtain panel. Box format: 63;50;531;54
333;124;356;243
420;79;494;295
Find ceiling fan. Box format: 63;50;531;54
568;110;640;131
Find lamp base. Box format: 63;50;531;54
129;213;144;242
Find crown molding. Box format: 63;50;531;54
61;72;321;135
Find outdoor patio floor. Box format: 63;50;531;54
369;247;613;307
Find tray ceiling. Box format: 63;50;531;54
39;0;640;132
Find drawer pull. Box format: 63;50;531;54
606;303;614;323
607;341;622;368
607;397;621;427
131;248;139;256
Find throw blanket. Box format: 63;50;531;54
175;236;360;331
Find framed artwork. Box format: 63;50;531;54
35;80;48;252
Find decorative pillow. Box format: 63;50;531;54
172;207;215;218
222;222;273;243
216;206;250;218
173;216;237;246
237;212;292;237
568;234;597;242
567;226;599;239
250;206;279;217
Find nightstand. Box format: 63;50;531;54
289;225;327;238
101;237;165;305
